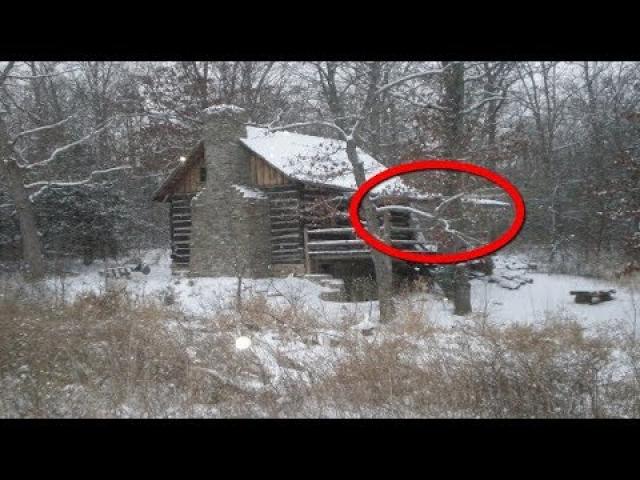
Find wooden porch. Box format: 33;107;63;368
302;220;436;273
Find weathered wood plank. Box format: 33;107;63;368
308;240;365;247
271;227;300;234
270;215;301;221
307;227;356;235
273;242;303;249
308;250;371;256
272;233;301;241
271;219;301;226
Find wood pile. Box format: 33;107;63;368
569;290;616;304
469;259;535;290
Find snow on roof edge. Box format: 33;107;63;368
241;127;426;197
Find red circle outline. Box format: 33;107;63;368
347;160;526;264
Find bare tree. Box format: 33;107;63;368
512;62;570;263
270;61;445;322
0;62;129;279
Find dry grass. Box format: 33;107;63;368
303;317;637;418
1;279;639;418
0;285;191;417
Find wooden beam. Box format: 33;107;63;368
303;227;311;274
308;250;371;256
307;227;356;235
308;240;365;247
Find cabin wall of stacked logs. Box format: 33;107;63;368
169;194;194;269
165;151;205;269
265;182;420;269
164;152;432;271
303;192;419;271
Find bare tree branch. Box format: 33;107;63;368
462;95;508;115
0;61;16;86
5;67;80;80
386;90;449;112
373;67;446;99
434;191;468;215
9;114;76;146
267;121;348;141
26;165;133;201
22;119;112;170
376;204;482;246
350;66;446;136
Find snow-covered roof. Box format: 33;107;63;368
153;125;434;202
241;127;423;197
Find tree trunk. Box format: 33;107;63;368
0;123;46;279
367;62;383;160
485;103;498;170
441;61;472;316
345;138;396;323
371;249;395;322
453;265;471;315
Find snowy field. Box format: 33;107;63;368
2;248;638;418
53;249;638;333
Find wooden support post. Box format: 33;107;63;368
383;211;392;243
303;227;311;274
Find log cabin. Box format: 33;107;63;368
151;104;509;286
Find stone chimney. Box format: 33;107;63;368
200;104;249;188
190;104;272;277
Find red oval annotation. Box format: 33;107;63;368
347;160;526;264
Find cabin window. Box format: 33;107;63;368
200;167;207;183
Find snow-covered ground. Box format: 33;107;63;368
466;271;635;327
4;248;637;418
54;249;373;325
53;249;638;332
